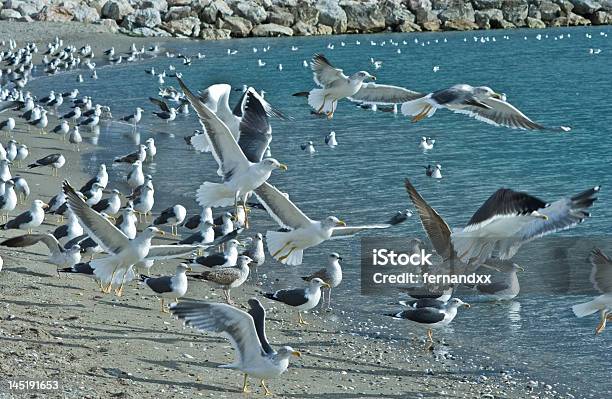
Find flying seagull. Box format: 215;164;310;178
400;84;570;131
140;263;191;312
0;233;81;275
177;78;287;225
572;249;612;334
293;54;422;118
254;181;397;265
264;278;330;325
170;300;301;395
62;181;200;295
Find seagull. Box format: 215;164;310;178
81;164;108;192
0;233;81;275
400;84;570;131
301;141;315;155
253;181;397;265
325;131;338;148
292;54;422;118
140;263;191;312
451;185;599;264
13;175;29;205
183;207;213;230
302;253;343;309
264;278;330;324
386;209;413;225
152;106;176;122
170;300;301;396
0;180;17;222
62;181;200;295
0;199;48;234
178;220;215;246
14;145;28;168
0;159;11;181
178;78;287;224
153;204;187;236
52;210;83;246
241;233;265;279
190;255;251;303
81;182;104;206
126;160;144;188
121;107;143;127
144;138;156;160
385;298;470;342
115;205;138;239
572;249;612;334
113;144;147;164
419;137;435;150
132;183;154;223
472;260;523;301
28;153;65;177
68;126;82;151
92;189;122;219
190;239;240;268
0;117;15;137
424;164;442;179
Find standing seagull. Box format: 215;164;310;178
241;233;265;279
190;239;240;268
0;180;18;222
28;153;65;177
121;107;143;127
178;78;287;223
92;189;122;220
302;253;343;309
191;255;250;303
114;144;147;164
170;301;301;396
0;233;81;275
572;249;612;334
400;84;570;131
0;117;15;137
153;204;187;236
140;263;191;312
253;181;397;265
126;160;144;189
1;199;48;234
69;126;83;152
293;54;422;118
264;278;330;325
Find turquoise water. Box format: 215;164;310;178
30;27;611;397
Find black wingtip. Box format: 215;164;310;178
139;274;149;282
292;91;309;97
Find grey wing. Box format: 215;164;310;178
589;248;612;293
247;298;273;355
0;233;62;257
253;182;312;230
36;153;61;165
238;90;272;163
331;224;392;239
270;288;309;306
477;281;511;295
170;301;265;366
449;97;549;130
311;54;347;87
349;83;424;104
146;245;198;261
145;275;174;293
396;308;445;324
5;210;33;229
404;179;453;259
0;100;20;113
62;181;129;254
149;97;171;112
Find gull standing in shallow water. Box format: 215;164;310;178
572;249;612;334
293;53;422;118
400;84;571;131
62;181;201;295
171;299;301;395
178;78;287;225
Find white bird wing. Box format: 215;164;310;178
63;181;129;254
0;233;62;257
331;224;392;239
171;301;266;367
178;78;249;180
197;83;232;113
253;182;312;230
449;97;547;130
348;83;424;104
145;244;199;261
311;54;348;87
589;249;612;294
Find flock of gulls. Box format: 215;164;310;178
0;32;610;395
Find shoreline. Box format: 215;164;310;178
0;1;610;41
0;20;596;399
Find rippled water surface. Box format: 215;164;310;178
30;26;612;396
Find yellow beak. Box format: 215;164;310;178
371;76;376;81
157;230;166;236
292;351;301;357
336;220;346;227
322;282;331;289
493;92;503;100
278;163;288;171
464;303;471;309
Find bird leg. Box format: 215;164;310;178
243;199;249;229
317;95;328;114
595;309;609;335
326;288;333;310
271;241;292;258
326;100;337;119
298;311;309;325
411;105;432;123
160;298;169;313
427;328;434;343
260;379;272;396
242;374;250;393
278;246;297;263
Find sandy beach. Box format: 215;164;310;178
0;22;582;399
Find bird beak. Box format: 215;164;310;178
532;211;548;220
338;256;343;261
464;303;471;308
492;92;503;100
292;351;301;357
336;220;346;227
278;163;288;171
186;267;193;272
41;203;49;210
516;265;525;272
370;75;376;81
157;230;166;236
323;282;331;289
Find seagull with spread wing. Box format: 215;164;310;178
170;299;301;395
177;78;287;224
0;233;81;275
293;53;423;119
400;84;570;131
254;181;398;265
62;181;201;296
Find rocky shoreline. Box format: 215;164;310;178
0;0;611;39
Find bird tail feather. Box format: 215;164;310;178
400;97;436;118
307;89;333;114
196;182;235;208
266;230;303;265
572;300;599;318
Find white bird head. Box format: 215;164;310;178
448;298;470;309
33;199;48;210
227;239;240;249
237;255;252;266
144;226;164;237
261;158;287;171
323;216;346;228
309;277;331;289
329;252;343;262
475;86;503;100
353;71;376;81
177;263;192;273
276;346;301;359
